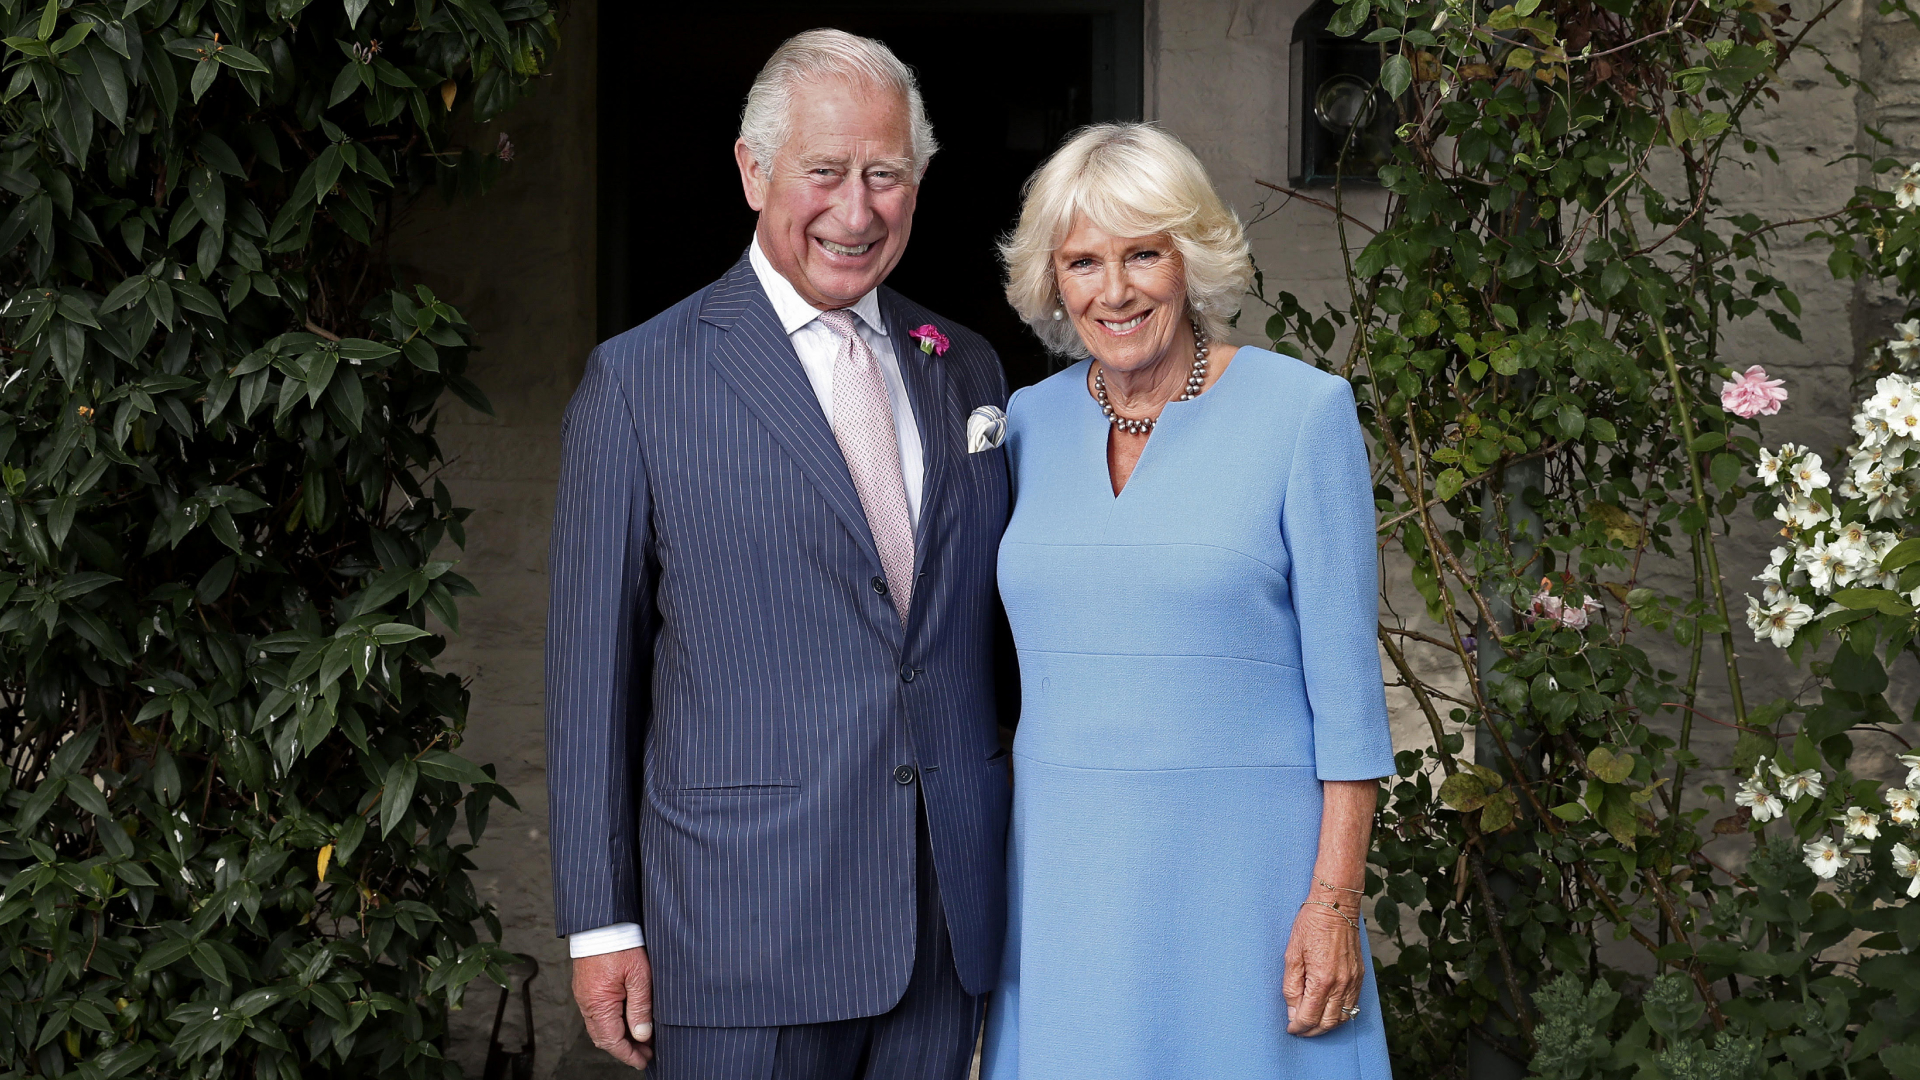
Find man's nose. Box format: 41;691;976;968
832;180;876;236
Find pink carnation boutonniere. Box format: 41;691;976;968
1721;365;1788;419
909;324;951;357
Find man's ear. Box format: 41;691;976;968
735;138;766;212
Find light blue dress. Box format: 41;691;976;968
981;348;1396;1079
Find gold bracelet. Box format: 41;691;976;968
1317;878;1365;897
1300;899;1359;929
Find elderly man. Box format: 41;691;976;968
545;28;1013;1080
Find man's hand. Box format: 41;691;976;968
572;946;654;1069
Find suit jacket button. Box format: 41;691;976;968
894;765;917;785
872;576;889;596
899;665;917;683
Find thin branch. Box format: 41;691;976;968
1572;0;1701;63
1659;702;1771;736
1254;180;1381;236
1376;441;1562;534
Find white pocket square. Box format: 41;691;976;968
967;405;1007;453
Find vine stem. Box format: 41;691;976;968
1468;843;1536;1037
1641;868;1729;1030
1378;627;1459;779
1650;317;1749;725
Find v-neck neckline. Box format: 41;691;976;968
1083;354;1241;500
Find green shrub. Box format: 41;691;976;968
0;1;555;1076
1259;0;1920;1076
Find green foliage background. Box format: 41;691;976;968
0;0;555;1076
1258;0;1920;1077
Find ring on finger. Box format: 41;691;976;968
1341;1004;1360;1018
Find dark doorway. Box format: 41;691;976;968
597;1;1143;390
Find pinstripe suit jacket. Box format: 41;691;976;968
546;252;1014;1028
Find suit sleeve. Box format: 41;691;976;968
547;345;656;936
1281;375;1395;781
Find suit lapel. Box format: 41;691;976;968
700;256;884;574
882;290;958;570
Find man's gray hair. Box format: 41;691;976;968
739;29;938;180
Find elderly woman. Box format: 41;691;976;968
979;123;1394;1078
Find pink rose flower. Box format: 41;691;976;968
1720;365;1787;419
1528;580;1602;630
909;324;951;357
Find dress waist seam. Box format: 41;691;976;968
1015;647;1304;673
1010;754;1319;774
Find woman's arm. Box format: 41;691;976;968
1283;778;1378;1036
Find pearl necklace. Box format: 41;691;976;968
1094;319;1209;435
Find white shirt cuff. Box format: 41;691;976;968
568;922;645;957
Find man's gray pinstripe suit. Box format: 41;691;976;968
546;252;1015;1071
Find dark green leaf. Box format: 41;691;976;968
379;759;419;837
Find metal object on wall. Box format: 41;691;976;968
1289;0;1398;186
483;955;539;1080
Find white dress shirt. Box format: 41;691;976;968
748;235;925;528
567;242;927;960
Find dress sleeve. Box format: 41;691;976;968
1281;375;1395;781
546;345;656;936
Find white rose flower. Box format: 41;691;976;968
1775;497;1831;531
1868;480;1911;522
1792;454;1830;493
1889;400;1920;441
1803;836;1846;879
1842;806;1881;839
1896;319;1920;362
1772;762;1827;801
1758;446;1789;486
1897;164;1920;209
1868;376;1911;416
1797;540;1856;592
1753;600;1815;647
1893;843;1920;898
1736;765;1785;823
1899;753;1920;790
1853;412;1891;450
1887;787;1920;826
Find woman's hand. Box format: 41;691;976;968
1282;899;1364;1036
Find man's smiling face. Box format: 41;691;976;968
736;78;920;310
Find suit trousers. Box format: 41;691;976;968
649;795;981;1080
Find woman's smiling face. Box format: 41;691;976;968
1052;215;1189;375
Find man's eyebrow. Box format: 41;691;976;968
862;157;915;173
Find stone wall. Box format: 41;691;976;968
384;1;1916;1073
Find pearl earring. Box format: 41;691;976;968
1052;307;1064;321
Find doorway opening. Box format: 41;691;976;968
597;1;1143;390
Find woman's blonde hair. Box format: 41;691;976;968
1000;123;1253;358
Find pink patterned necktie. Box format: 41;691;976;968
817;308;915;623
